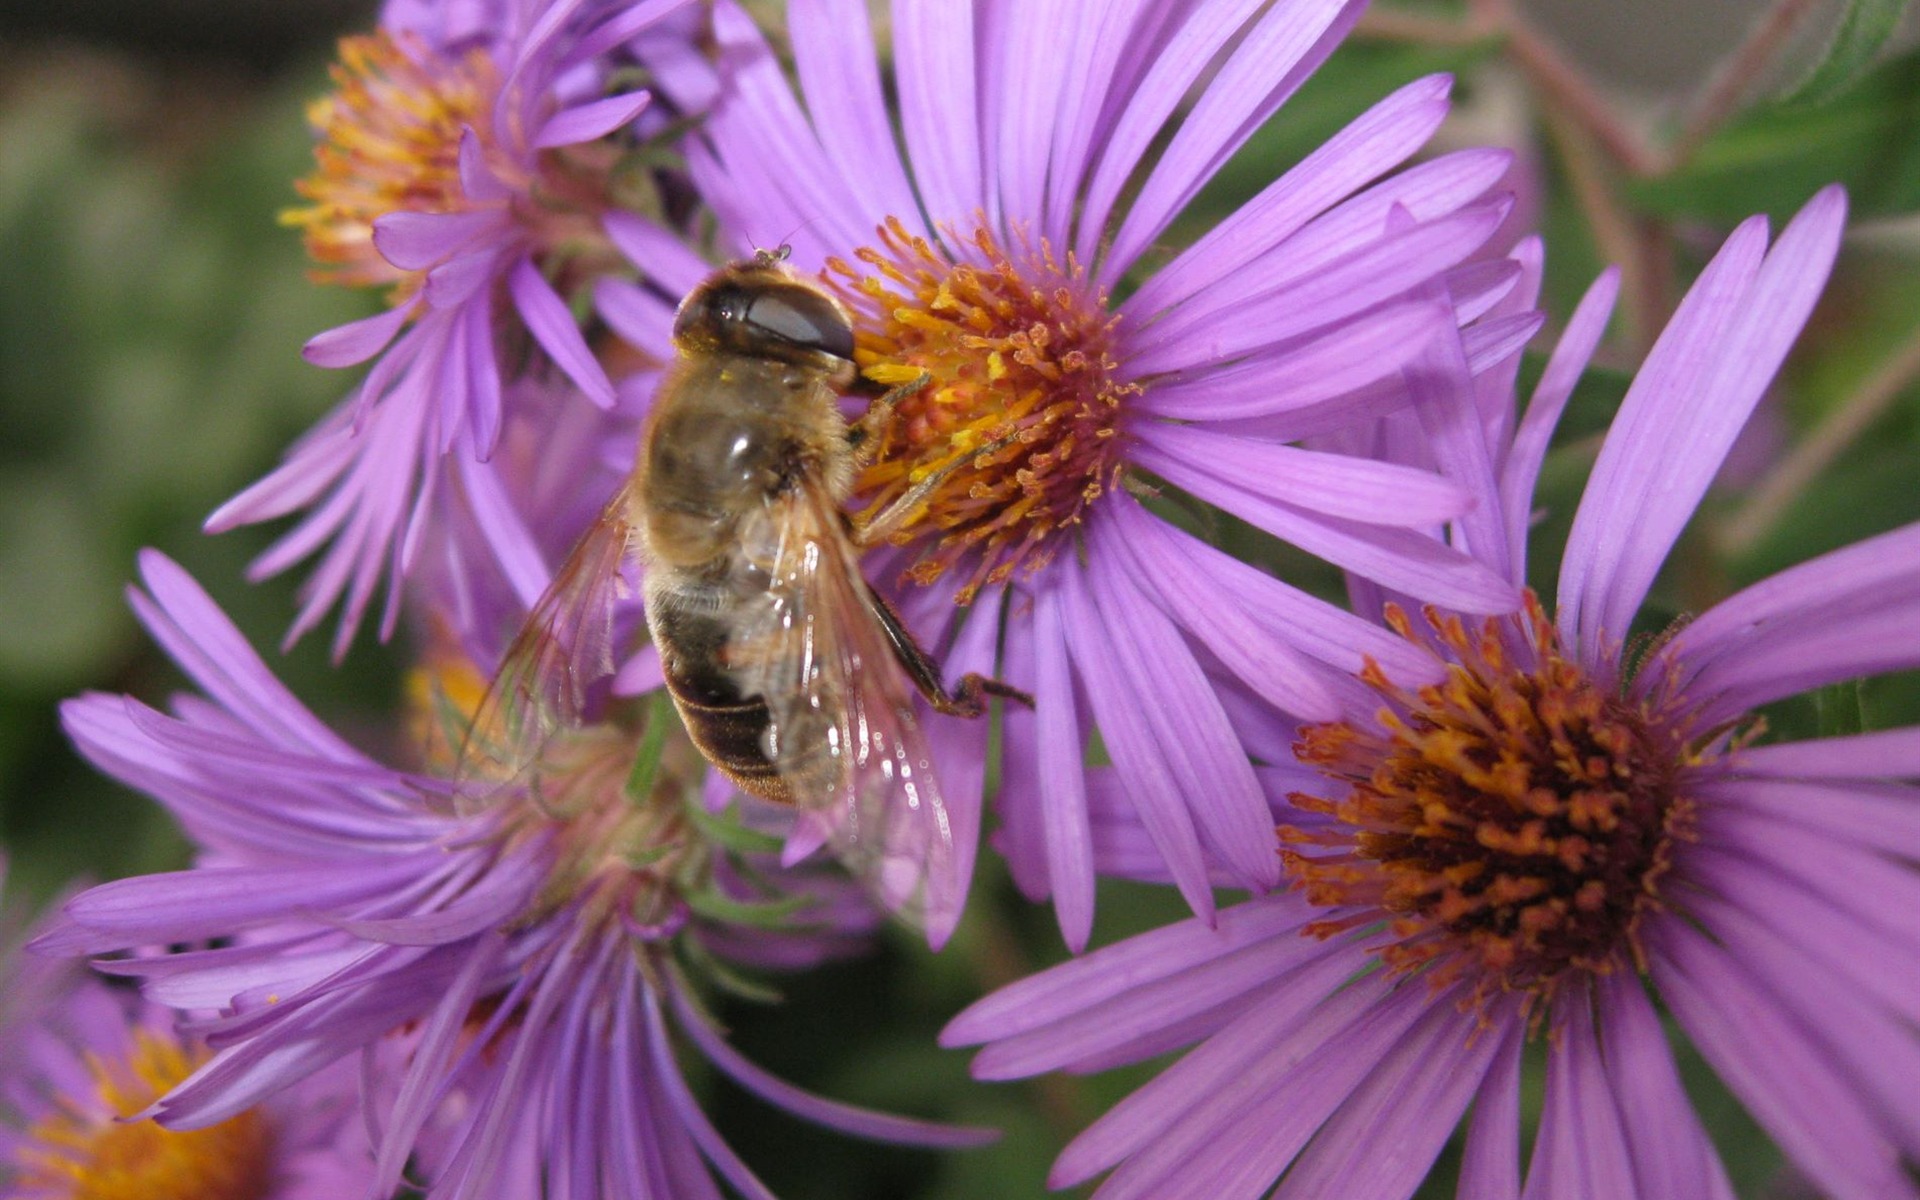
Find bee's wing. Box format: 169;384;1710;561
727;480;962;936
453;484;637;808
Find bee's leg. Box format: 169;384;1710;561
853;430;1022;547
846;372;933;467
863;585;1034;716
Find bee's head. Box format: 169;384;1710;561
673;247;857;366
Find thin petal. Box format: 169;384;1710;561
1561;187;1846;666
891;0;982;226
508;258;616;409
533;90;650;149
1500;268;1619;580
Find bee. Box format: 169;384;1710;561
468;248;1027;930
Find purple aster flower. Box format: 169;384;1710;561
43;552;992;1199
210;0;697;657
944;187;1920;1200
0;866;372;1199
676;0;1537;948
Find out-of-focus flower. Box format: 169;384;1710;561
0;867;370;1200
946;188;1920;1200
678;0;1536;949
43;552;992;1200
211;0;696;657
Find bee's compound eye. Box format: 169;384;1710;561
744;289;855;361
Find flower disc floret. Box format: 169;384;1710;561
284;31;496;297
11;1030;273;1200
829;219;1138;602
1283;596;1695;1007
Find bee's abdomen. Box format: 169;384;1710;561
666;684;789;803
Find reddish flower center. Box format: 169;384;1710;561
1282;597;1695;1008
284;31;498;298
11;1031;274;1200
826;219;1137;603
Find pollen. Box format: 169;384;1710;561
282;31;497;297
10;1029;274;1200
826;219;1138;603
1281;595;1696;1014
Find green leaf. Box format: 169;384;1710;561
1812;681;1869;737
1781;0;1912;106
1633;47;1920;222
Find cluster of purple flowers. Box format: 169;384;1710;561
7;1;1918;1198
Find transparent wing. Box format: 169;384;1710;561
453;484;637;810
726;481;962;936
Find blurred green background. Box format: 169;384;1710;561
3;2;1918;1197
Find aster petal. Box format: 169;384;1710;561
1501;267;1620;581
973;928;1350;1083
1403;316;1511;583
1127;147;1514;360
1141;426;1474;529
786;0;918;231
1129;201;1510;375
1137;298;1446;421
1457;1016;1524;1200
1125;74;1454;321
1129;514;1445;688
666;987;995;1147
569;0;698;62
372;209;506;273
1653;519;1920;721
1138;445;1519;613
1062;977;1426;1200
125;551;369;762
978;0;1077;226
301;304;415;368
891;0;984;229
1522;987;1638;1199
1474;237;1545;454
1735;726;1920;777
1652;915;1919;1200
695;3;872;260
1101;501;1340;722
1560;186;1846;665
1103;0;1363;282
1083;543;1279;893
1594;970;1736;1199
942;895;1313;1047
1056;559;1213;917
38;859;438;956
1682;884;1920;1161
1709;776;1920;860
508;257;616;409
1700;792;1920;947
1689;834;1920;1026
451;451;550;612
1674;600;1920;728
1071;0;1268;266
372;932;505;1195
1042;0;1157;240
601;211;712;300
1030;583;1096;950
532;89;650;150
1272;989;1501;1200
641;987;780;1200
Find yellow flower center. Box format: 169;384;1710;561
827;219;1138;603
1281;597;1696;1013
10;1030;273;1200
283;31;498;299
